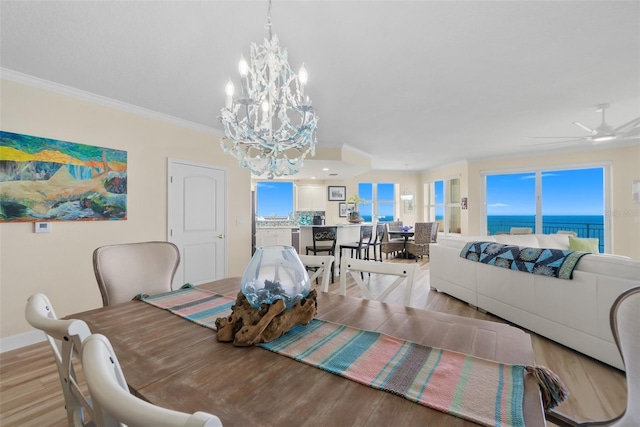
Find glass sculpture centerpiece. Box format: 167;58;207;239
241;245;311;310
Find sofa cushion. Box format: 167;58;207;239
569;236;599;253
493;234;538;247
536;233;570;250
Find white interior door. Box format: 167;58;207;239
168;159;226;289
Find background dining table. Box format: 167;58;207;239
69;277;545;426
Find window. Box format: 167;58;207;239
424;178;460;234
358;183;373;221
255;181;294;219
484;166;606;252
357;182;396;222
377;183;395;222
485;172;535;233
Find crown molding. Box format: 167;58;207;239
1;68;223;136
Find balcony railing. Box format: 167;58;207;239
487;220;605;253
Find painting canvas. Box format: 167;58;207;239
0;131;127;222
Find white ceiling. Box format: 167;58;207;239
2;1;639;180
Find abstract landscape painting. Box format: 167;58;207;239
0;131;127;221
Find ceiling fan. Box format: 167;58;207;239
526;103;640;148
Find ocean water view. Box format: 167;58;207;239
363;214;604;251
487;215;604;238
489;215;605;253
363;215;603;235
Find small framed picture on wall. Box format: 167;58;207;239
339;202;355;217
339;202;348;217
328;186;346;201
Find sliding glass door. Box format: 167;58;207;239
484;166;606;252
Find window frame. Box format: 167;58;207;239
423;176;460;235
358;182;396;223
480;163;610;252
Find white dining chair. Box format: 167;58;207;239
339;256;418;306
545;286;640;426
24;293;94;427
82;333;223;427
93;241;180;306
298;254;335;292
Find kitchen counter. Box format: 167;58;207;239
299;223;371;228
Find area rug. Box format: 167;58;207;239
142;286;567;427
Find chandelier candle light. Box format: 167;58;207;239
219;0;318;179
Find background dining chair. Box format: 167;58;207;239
405;222;433;261
545;286;640;427
305;226;338;283
367;223;386;262
386;220;403;232
339;225;373;261
82;333;223;427
298;254;335;292
429;221;439;243
93;241;180;306
339;256;418;306
380;223;405;259
25;293;94;427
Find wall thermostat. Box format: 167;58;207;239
34;222;51;233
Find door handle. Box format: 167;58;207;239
218;234;225;239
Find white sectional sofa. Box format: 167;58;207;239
430;234;640;370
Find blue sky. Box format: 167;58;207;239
256;182;294;217
487;168;604;216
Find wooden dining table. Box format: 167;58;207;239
69;277;545;426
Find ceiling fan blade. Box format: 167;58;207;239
573;121;596;134
522;138;585;148
615;129;640;140
612;116;640;133
527;136;588;140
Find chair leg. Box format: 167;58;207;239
331;259;335;283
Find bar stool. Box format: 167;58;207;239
367;223;386;262
339;225;373;261
305;226;338;283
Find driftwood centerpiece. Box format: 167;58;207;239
215;289;317;346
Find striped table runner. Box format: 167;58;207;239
142;286;563;427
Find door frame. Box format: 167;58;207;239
167;158;228;281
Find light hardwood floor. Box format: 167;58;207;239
0;257;627;426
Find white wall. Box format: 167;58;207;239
0;79;252;344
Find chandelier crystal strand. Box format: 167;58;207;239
219;0;318;179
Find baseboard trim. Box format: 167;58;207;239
0;330;46;353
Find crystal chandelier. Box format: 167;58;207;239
219;0;318;179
